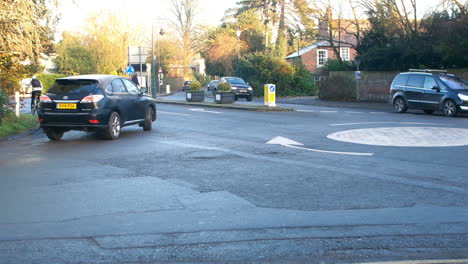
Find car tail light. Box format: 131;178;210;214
89;119;100;124
81;95;104;103
38;118;44;123
40;95;52;103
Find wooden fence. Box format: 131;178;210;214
323;69;468;102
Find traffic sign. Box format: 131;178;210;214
126;65;135;76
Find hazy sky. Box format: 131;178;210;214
58;0;443;33
58;0;239;32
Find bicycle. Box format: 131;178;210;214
31;92;40;115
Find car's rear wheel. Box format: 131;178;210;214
393;97;407;113
443;100;458;117
143;107;153;131
423;110;434;114
102;112;121;140
45;128;64;140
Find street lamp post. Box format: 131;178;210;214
158;28;164;95
151;25;155;98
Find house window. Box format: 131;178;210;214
317;50;328;67
340;47;350;61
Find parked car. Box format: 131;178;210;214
38;74;157;140
182;81;193;91
219;77;253;101
208;80;219;91
390;69;468;117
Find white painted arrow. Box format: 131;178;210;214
266;136;374;156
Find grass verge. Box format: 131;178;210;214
0;112;38;138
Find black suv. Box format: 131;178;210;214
220;77;253;101
390;69;468;116
38;75;157;140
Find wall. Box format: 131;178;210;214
323;69;468;102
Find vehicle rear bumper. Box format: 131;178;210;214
38;111;110;129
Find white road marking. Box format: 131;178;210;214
296;110;315;112
327;127;468;147
158;111;191;116
189;108;222;114
266;136;374;156
330;122;441;126
353;259;468;264
370;111;387;114
158;140;468;195
345;111;363;114
320;110;338;113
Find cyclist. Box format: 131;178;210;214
30;76;43;113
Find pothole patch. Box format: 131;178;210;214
327;127;468;147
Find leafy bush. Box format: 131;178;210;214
36;74;66;93
189;80;201;91
194;72;211;86
0;91;9;125
217;82;231;92
319;73;356;101
323;59;355;72
235;53;317;97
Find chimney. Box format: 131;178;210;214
317;7;332;41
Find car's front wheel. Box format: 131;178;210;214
102;112;121;139
443;100;458;117
143;107;153;131
45;128;64;140
247;95;253;101
393;97;407;113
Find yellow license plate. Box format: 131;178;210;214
57;103;77;109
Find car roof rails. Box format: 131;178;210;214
409;69;448;74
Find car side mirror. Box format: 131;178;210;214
140;87;148;94
432;86;441;92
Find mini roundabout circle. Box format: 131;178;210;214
327;127;468;147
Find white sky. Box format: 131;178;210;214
58;0;239;33
58;0;444;34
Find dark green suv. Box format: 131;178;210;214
390;69;468;117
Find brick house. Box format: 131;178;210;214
285;10;364;72
285;40;358;72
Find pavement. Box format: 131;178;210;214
155;88;393;111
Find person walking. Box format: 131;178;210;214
131;73;140;88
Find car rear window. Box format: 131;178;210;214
393;74;409;86
406;75;425;88
48;79;99;94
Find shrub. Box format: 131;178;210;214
36;73;66;93
323;59;355;72
319;73;356;101
235;53;317;97
189;80;201;91
217;82;231;92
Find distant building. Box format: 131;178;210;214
285;10;367;72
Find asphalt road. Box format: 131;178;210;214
1;101;468;264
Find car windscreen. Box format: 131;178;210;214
439;75;468;90
226;78;246;85
48;79;99;94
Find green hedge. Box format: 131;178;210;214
36;73;67;93
319;73;356;101
235;53;317;97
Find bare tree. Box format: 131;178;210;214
170;0;199;78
